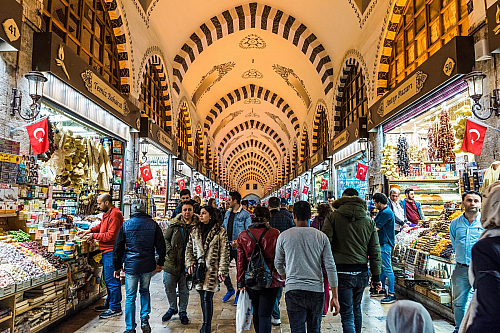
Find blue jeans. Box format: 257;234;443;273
380;244;395;294
125;272;152;331
102;251;122;311
285;290;324;333
452;265;473;331
272;287;283;319
338;271;369;333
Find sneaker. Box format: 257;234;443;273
271;317;281;326
161;308;178;322
179;311;189;325
99;309;122;319
95;305;108;312
222;290;235;302
141;318;151;333
123;330;135;333
233;293;239;306
371;289;387;297
381;295;397;304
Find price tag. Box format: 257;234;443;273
42;237;49;246
2;19;20;42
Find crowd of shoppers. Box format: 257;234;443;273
75;181;500;333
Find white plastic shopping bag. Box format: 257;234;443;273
236;290;252;332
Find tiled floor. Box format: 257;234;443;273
52;265;454;332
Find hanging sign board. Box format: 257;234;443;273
139;118;177;156
0;0;22;51
487;1;500;53
81;70;130;116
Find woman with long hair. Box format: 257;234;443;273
186;205;230;333
236;206;284;333
311;203;333;316
208;198;223;220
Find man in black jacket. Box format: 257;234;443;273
114;199;166;333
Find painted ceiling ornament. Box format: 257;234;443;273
192;61;236;105
265;111;290;140
239;34;266;49
244;98;261;104
245;109;260;118
272;64;311;108
212;110;244;139
242;69;264;79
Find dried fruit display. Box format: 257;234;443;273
397;135;411;177
453;106;472;153
437;109;455;163
380;143;398;178
427;121;438;161
408;144;425;162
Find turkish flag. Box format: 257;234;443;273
26;118;49;155
140;164;153;181
206;189;212;197
214;192;219;199
321;178;328;190
303;186;309;195
178;178;186;190
224;196;228;201
195;185;201;195
292;189;298;197
461;120;487;155
356;163;369;181
285;193;290;199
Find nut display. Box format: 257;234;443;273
380;143;398;178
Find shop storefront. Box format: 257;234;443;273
138;117;177;219
171;147;195;208
328;118;369;201
310;148;329;204
368;36;475;321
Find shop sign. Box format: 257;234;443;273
0;152;20;164
157;130;174;151
377;71;428;118
200;165;207;177
32;33;139;129
333;130;350;150
297;164;304;175
488;1;500;53
185;153;195;169
367;37;474;131
0;0;22;51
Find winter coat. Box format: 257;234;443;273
269;208;295;233
174;201;201;216
163;213;199;275
322;196;381;277
222;206;252;245
185;223;230;292
236;225;285;289
113;212;166;275
400;199;425;221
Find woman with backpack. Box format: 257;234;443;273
186;205;230;333
236;206;284;333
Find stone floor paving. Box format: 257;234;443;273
52;265;454;332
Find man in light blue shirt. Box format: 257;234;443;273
449;190;483;333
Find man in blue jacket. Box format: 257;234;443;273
222;191;252;305
113;199;166;333
400;188;425;224
374;193;396;304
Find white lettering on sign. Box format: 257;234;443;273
81;70;129;116
333;130;350;150
157;130;173;150
377;71;428;117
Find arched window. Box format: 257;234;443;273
340;64;367;131
387;0;469;90
177;103;191;152
205;142;212;169
301;131;309;163
41;0;124;91
141;64;170;133
315;107;329;152
293;143;298;171
194;128;203;160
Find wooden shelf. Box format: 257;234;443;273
0;314;12;324
0;214;17;218
16;294;58;316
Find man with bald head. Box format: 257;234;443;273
78;193;124;319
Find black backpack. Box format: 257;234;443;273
244;228;273;290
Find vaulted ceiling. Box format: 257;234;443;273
145;0;377;196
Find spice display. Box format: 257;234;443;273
8;230;30;242
396;135;411;177
427;122;438;161
380;143;397;178
437;109;455;163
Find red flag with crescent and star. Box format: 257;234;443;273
292;189;298;197
461;120;487;155
140;164;153;181
26;118;49;155
302;186;309;195
214;192;219;199
321;178;328;190
195;185;202;195
206;189;212;197
178;178;186;190
356;163;369;181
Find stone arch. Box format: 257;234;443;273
104;0;132;94
233;162;273;182
238;176;266;189
172;2;334;95
300;126;310;162
217;120;287;153
229;153;275;177
194;126;204;159
226;140;279;165
177;98;193;152
204;84;300;137
312;101;328;153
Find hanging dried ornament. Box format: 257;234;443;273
397;135;411;177
427;121;438;162
380;142;398;178
437;109;456;163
